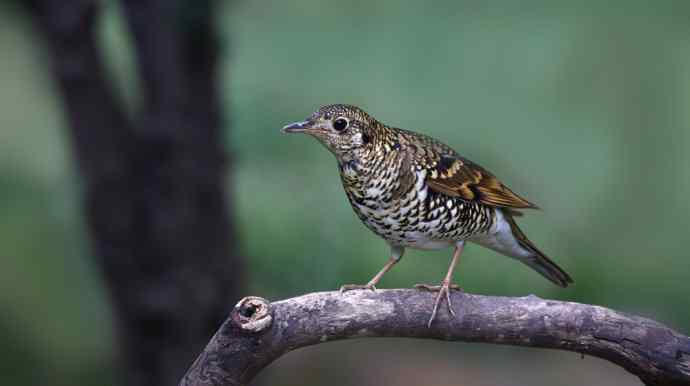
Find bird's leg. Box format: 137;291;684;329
414;242;464;327
339;258;396;292
340;246;404;293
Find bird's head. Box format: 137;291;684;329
281;104;377;158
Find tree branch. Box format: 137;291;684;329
180;289;690;386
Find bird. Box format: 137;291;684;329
281;104;573;327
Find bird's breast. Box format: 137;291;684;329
340;152;495;248
343;167;426;244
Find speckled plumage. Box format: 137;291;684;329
338;125;496;250
282;104;572;326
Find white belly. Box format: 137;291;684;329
469;209;531;258
399;233;454;250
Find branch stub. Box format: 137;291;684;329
232;296;272;333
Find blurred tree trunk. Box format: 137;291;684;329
26;1;242;386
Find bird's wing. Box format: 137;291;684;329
407;142;537;209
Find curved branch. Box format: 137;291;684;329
179;290;690;386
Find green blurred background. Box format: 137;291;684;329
1;1;689;385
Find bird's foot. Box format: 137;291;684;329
414;283;463;292
414;281;462;327
339;283;377;294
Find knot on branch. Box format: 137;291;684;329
231;296;272;333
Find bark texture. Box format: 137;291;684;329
181;290;690;386
27;1;242;385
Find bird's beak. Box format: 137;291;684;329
281;120;311;134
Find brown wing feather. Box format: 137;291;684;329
424;154;538;209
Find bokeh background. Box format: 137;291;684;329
2;1;689;385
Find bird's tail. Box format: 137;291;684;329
503;209;573;288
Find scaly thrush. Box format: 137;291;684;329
282;104;572;327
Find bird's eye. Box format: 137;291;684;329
333;117;349;132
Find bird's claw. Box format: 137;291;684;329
414;283;463;292
339;283;377;294
414;281;462;327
